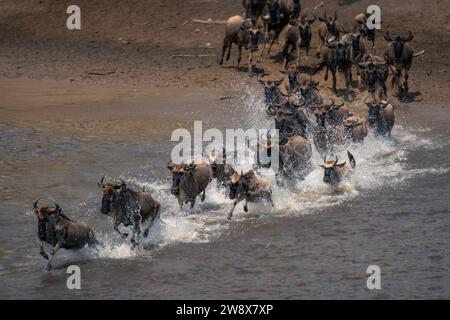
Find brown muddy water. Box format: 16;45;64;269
0;81;449;299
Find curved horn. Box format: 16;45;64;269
98;175;106;188
405;31;414;42
49;199;60;212
33;199;40;210
334;11;337;22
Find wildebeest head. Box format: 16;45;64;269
298;14;316;49
208;149;225;178
98;176;121;214
365;97;389;125
314;99;345;127
319;11;338;36
229;171;248;200
33;199;62;240
384;31;413;60
319;156;346;184
109;181;139;225
167;161;186;195
244;25;262;52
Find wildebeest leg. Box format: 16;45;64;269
131;213;142;248
267;37;277;57
296;42;301;67
248;52;253;74
316;42;322;58
243;198;248;212
201;190;206;202
226;42;232;61
39;243;49;260
46;243;60;271
331;68;337;94
227;200;239;220
219;38;228;65
114;221;128;239
237;45;243;70
404;68;409;93
190;199;196;209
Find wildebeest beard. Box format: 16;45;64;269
323;167;339;184
394;41;404;60
171;172;183;195
113;190;138;226
37;218;48;240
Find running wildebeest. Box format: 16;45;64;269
259;63;302;107
280;0;302;20
319;151;356;185
167;161;212;209
357;54;389;100
343;115;368;143
316;35;352;97
279;14;316;68
317;11;340;58
219;15;262;74
384;31;424;96
243;0;269;22
364;97;395;136
33;199;96;271
355;12;376;47
260;132;312;178
98;177;161;246
208;149;237;188
228;170;273;219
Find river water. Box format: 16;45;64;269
0;85;449;299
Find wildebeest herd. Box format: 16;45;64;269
33;1;424;270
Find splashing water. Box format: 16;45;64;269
83;89;447;260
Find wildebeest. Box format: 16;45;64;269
268;102;310;138
228;170;273;219
98;177;161;246
357;54;389;100
280;0;302;20
355;12;376;47
341;28;367;85
167;161;212;209
279;14;316;68
260;0;284;56
343;115;368;143
319;151;356;185
243;0;269;22
219;15;262;74
33;199;96;271
312;99;348;153
364;97;395;136
259;63;302;107
384;31;424;95
316;36;352;96
208;149;237;188
317;11;340;58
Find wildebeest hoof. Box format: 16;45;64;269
244;206;248;212
227;214;232;220
46;264;52;271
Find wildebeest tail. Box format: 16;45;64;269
347;150;356;168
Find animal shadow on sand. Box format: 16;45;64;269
397;91;422;103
